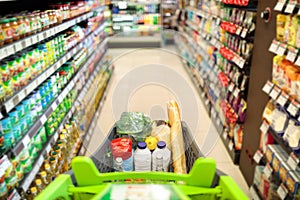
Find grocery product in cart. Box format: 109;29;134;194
134;142;151;171
110;138;133;171
152;141;171;172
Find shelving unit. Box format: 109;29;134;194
0;1;112;198
175;0;257;165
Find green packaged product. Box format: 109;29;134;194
38;127;47;143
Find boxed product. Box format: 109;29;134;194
286;171;300;197
253;165;264;187
279;161;292;183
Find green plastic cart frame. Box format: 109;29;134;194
36;121;249;199
36;156;248;199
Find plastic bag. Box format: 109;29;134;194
116;112;152;142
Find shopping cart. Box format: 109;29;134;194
36;121;249;200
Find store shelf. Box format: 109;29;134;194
6;34;107;159
185;20;247;69
262;80;300;117
186;6;253;39
111;0;160;5
77;68;113;156
268;39;300;66
18;40;108;193
0;5;106;61
1;21;107;117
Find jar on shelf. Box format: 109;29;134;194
35;13;42;32
16;16;26;39
10;17;20;41
23;15;31;36
55;10;63;24
40;12;49;31
29;14;37;34
0;18;14;44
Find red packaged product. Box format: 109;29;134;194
110;138;133;160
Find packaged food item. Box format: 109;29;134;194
296;17;300;48
286;171;300;197
283;120;300;149
0;18;14;44
270;105;288;136
283;15;298;46
110;138;133;172
276;14;286;42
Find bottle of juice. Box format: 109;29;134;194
35;179;44;193
27;187;38;200
40;171;49;186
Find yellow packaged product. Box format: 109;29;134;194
272;55;284;85
296;17;300;48
276;14;286;41
286;15;298;46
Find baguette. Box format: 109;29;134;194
167;100;187;174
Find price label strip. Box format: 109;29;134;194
269;86;281;100
277;91;289;107
268;40;280;54
277;43;287;56
277;183;288;200
295;56;300;66
253;150;264;164
260;121;270;134
287;152;299;171
228;140;234;151
284;2;296;13
263;163;273;179
274;1;286;11
287;101;299;117
262;81;274;94
286;47;298;62
241;28;248;38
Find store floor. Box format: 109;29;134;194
86;46;251;197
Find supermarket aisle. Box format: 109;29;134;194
86;46;250;196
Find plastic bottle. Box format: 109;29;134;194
115;157;123;172
134;142;151;171
152;141;171;172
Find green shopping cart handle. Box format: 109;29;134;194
36;156;249;200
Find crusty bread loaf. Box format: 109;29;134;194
167;100;187;174
151;122;171;150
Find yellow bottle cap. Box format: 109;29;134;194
30;187;37;193
41;171;47;177
45;164;50;170
61;129;67;134
35;179;42;185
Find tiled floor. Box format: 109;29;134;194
86;47;251;197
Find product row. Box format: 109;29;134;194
0;12;105;103
0;0;103;46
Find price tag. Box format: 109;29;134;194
238;58;246;69
235;26;242;35
25;38;31;47
277;183;288;200
262;81;274;94
0;155;11;177
253;150;263;164
31;35;38;44
58;95;63;103
51;102;58;111
277;92;289;106
260;121;269;134
270;86;281;100
233;87;240;97
37;33;44;41
0;48;4;60
274;1;285;11
228;140;234;151
287;101;299;116
54;132;59;141
241;28;248;38
22;135;31;147
263;164;273;179
269;40;280;54
232;55;240;65
72;48;77;55
286;49;298;62
284;3;296;13
295;56;300;66
40;115;47;125
46;144;51;154
287;153;299;170
223;131;227;139
6;45;14;56
277;43;287;56
14;42;22;52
